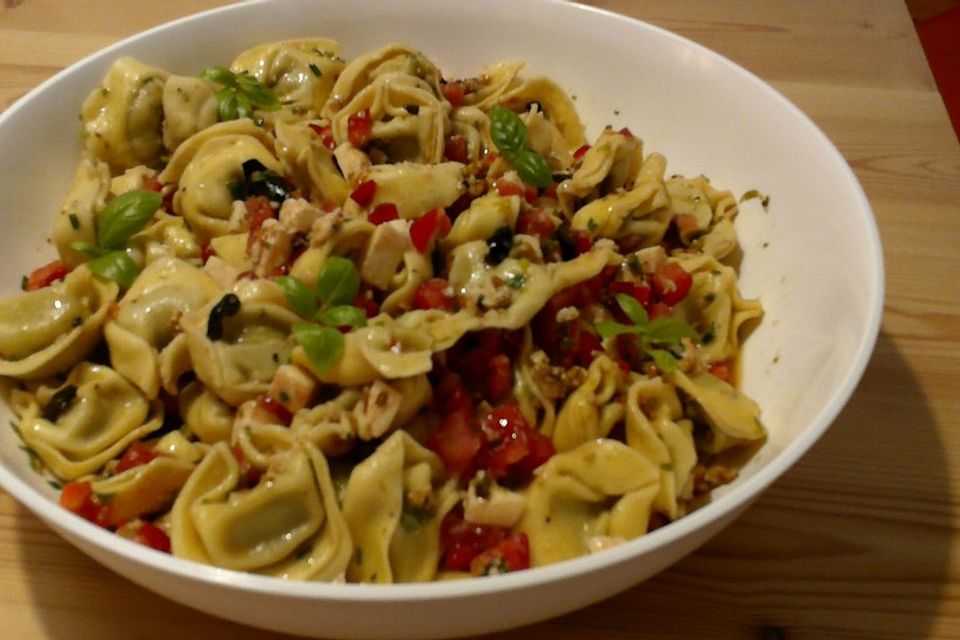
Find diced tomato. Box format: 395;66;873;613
369;202;399;225
245;195;276;252
308;123;336;149
427;409;484;475
413;278;454;311
434;371;473;415
516;208;556;242
350;179;377;207
573;144;591;160
470;533;530;575
115;441;158;474
485;354;512;403
571;228;593;255
24;260;71;291
618;127;634;138
444;135;469;163
543;182;559;200
708;361;734;384
59;481;111;527
231;445;262;488
200;242;215;264
410;208;441;252
609;280;653;312
437;209;452;237
441;80;467;107
648;301;673;320
652;262;693;306
132;521;171;553
440;510;504;571
352;286;380;319
143;175;164;192
495;178;536;203
347;108;372;147
257;393;293;426
479;404;555;480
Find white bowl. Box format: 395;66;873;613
0;1;883;637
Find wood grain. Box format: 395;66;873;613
1;2;958;639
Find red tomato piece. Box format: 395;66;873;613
485;354;512;404
618;127;634;138
413;278;454;311
231;445;262;488
480;404;554;479
444;135;469;163
115;441;158;474
59;481;111;527
133;522;172;553
142;175;164;192
347;108;372;147
648;301;673;320
352;286;380;318
427;410;484;475
708;361;734;384
245;195;276;252
441;81;467;107
24;260;71;291
573;144;591;160
350;179;377;207
434;371;473;415
570;228;593;256
308;123;336;149
439;510;504;571
652;262;693;306
470;533;530;575
515;208;557;242
495;178;524;199
410;209;440;252
257;393;293;426
200;242;215;264
368;202;399;225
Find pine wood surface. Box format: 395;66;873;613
0;1;958;638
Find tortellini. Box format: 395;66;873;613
4;39;766;586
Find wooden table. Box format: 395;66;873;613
1;1;958;638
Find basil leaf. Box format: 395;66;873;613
237;75;280;111
235;91;253;119
71;241;107;258
201;67;238;88
317;305;367;329
217;87;238;121
87;251;138;288
293;323;344;373
315;256;360;307
490;105;526;154
509;149;553;188
276;275;318;318
96;189;162;250
614;293;648;326
595;320;639;340
644;317;700;345
647;348;679;373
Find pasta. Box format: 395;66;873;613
2;39;765;582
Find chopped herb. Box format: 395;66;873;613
68;213;80;229
354;547;363;565
42;384;77;422
613;109;620;115
505;273;525;289
278;391;290;405
20;275;27;290
740;189;770;209
71;317;83;328
660;463;674;471
587;218;599;232
201;67;280;121
595;294;698;372
47;479;63;490
400;501;436;532
308;63;322;77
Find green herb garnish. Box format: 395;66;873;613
595;293;699;372
489;105;552;188
280;257;366;373
201;67;280;121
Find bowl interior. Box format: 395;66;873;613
0;0;882;634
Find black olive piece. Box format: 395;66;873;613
207;293;242;341
485;226;514;266
42;385;77;422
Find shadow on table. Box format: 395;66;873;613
15;331;950;640
481;329;952;639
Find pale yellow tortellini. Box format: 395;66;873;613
360;162;465;220
329;73;448;163
520;439;661;566
89;455;196;525
379;249;433;315
170;441;352;580
16;362;163;480
178;381;235;445
160;119;278;241
666;175;741;260
325;44;442;117
514;328;560;438
274;120;349;206
182;279;300;406
81;57;169;172
462;60;525;109
552;355;624;452
672;253;763;365
669;370;765;454
0;266;117;380
342;431;459;583
624;377;697;520
231;38;345;114
51;158;110;267
500;76;586;164
105;257;222;398
440;192;520;251
161;75;218;152
126;212;203;267
558;129;644;216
